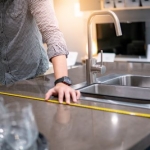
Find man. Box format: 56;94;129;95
0;0;80;103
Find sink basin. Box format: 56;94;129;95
79;83;150;101
97;74;150;88
78;74;150;101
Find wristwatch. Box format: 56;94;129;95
54;76;72;86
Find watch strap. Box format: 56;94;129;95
54;76;72;86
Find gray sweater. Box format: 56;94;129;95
0;0;68;85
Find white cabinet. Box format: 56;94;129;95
101;0;150;11
79;0;150;12
79;0;101;11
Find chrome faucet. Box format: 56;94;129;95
86;10;122;84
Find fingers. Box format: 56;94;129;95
45;89;56;100
76;90;81;100
58;89;71;104
58;89;64;104
59;89;78;104
65;89;80;104
65;90;71;104
70;90;77;103
45;85;81;104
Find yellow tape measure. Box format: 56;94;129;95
0;91;150;118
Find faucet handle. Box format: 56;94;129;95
100;50;103;66
100;50;106;74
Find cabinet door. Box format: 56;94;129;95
79;0;101;11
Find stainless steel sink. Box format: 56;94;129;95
79;83;150;101
97;74;150;88
78;74;150;101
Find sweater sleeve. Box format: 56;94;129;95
29;0;69;60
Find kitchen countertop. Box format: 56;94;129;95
1;63;150;150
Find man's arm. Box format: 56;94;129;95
51;55;68;79
29;0;80;103
29;0;69;60
45;55;80;103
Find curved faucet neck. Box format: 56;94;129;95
87;10;122;60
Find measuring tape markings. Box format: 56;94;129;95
0;91;150;118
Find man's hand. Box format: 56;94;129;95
45;83;80;104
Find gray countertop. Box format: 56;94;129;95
1;63;150;150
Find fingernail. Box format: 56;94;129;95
59;100;63;104
67;102;70;104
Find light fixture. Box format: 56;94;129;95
74;2;83;17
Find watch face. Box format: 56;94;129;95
64;77;72;85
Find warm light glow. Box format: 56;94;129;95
74;2;83;17
86;41;98;56
92;41;98;56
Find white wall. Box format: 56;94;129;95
54;0;90;62
53;0;111;62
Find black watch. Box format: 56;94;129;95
54;76;72;86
